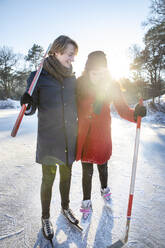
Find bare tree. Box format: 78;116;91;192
0;47;18;98
129;24;165;103
143;24;165;102
148;0;165;25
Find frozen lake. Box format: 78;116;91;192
0;105;165;248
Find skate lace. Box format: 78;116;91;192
103;192;111;202
80;207;91;220
104;192;111;198
80;207;91;213
67;209;77;222
44;219;51;234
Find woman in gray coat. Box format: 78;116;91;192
21;35;78;240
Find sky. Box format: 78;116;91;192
0;0;151;79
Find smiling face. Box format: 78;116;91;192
89;67;108;85
55;43;76;68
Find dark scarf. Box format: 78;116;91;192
43;55;73;83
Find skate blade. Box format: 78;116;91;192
62;213;83;232
42;228;54;241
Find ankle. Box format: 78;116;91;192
62;205;69;210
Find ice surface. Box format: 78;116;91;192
0;97;165;247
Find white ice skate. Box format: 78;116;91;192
101;186;112;208
80;199;92;220
41;217;54;240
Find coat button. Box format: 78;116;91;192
88;115;92;119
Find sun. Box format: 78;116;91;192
73;50;131;80
107;54;131;80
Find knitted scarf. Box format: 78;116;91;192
77;75;118;115
43;55;73;83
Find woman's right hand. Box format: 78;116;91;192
20;92;33;106
20;92;34;115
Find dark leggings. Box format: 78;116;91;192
82;162;108;200
41;164;72;219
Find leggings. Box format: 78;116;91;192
82;162;108;200
41;164;72;219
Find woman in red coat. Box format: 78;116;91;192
76;51;146;219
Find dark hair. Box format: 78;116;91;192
77;51;113;99
49;35;78;55
84;51;107;72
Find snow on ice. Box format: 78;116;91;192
0;98;20;110
0;97;165;248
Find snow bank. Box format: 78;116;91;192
144;95;165;124
0;98;20;109
0;95;164;119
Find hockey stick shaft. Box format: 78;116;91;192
124;98;143;242
11;43;52;137
109;98;143;248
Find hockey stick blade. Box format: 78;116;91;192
108;99;143;248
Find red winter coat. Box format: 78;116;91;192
76;78;136;165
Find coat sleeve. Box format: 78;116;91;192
112;83;136;123
25;71;39;115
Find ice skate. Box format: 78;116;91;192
61;207;79;225
61;207;83;231
80;199;92;220
101;186;112;208
41;217;54;240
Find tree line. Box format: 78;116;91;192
120;0;165;103
0;0;165;103
0;44;44;99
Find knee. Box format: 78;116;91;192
87;170;93;178
98;163;108;173
42;165;56;185
60;165;72;181
42;174;55;186
83;164;93;178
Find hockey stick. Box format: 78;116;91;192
109;98;143;248
11;43;52;137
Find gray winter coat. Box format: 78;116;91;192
26;69;78;166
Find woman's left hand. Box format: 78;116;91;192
134;104;147;121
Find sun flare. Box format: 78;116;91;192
74;52;131;81
108;54;130;80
